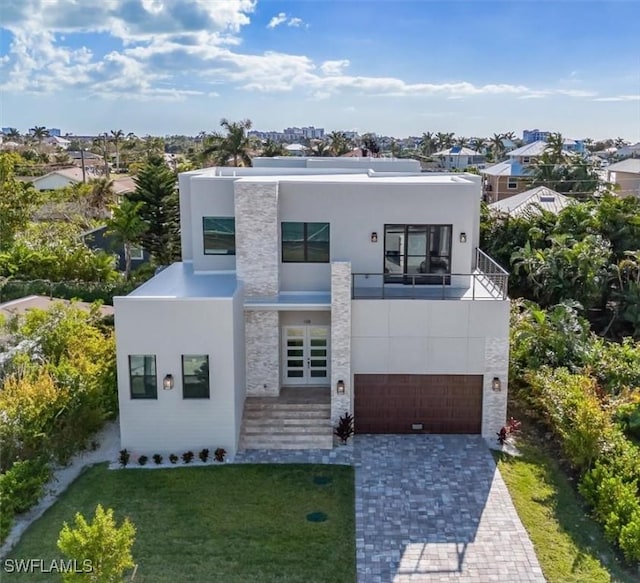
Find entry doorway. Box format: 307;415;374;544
282;326;330;385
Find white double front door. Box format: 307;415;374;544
282;326;330;385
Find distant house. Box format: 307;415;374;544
488;186;574;217
81;225;150;273
31;167;95;191
0;295;114;320
285;143;307;156
614;142;640;160
45;135;71;150
432;146;485;170
481;141;572;203
606;158;640;198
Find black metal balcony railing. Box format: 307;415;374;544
351;248;509;300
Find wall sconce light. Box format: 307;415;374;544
336;379;345;394
163;374;174;390
370;232;378;243
492;376;502;392
459;232;467;243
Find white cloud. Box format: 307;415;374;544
267;12;305;29
0;0;604;105
593;95;640;102
267;12;288;29
320;59;350;75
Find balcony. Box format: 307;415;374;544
352;249;509;300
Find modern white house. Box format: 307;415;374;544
114;158;510;455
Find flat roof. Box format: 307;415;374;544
244;292;331;311
126;263;237;299
235;173;476;185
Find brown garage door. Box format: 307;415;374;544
354;374;483;434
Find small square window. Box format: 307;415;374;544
129;245;144;260
129;355;157;399
203;217;235;255
182;355;210;399
507;180;518;189
281;222;330;263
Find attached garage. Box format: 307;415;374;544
354;374;483;434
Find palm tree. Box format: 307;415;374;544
106;198;147;280
327;131;351;156
261;139;286;157
504;131;517;142
202;119;253;167
490;133;505;159
88;177;116;218
29;126;49;152
5;128;20;142
110;129;124;172
419;132;437;156
471;137;486;153
614;137;628;149
309;141;332;157
455;136;468;147
361;133;380;156
435;132;455;150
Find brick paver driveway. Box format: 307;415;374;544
354;435;545;582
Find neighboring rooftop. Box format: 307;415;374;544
507;140;571;158
488;186;574;217
481;160;532;177
126;262;238;299
607;158;640;174
433;146;481;157
0;295;114;319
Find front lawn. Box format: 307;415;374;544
495;437;637;583
7;463;355;583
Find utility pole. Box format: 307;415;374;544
80;148;86;183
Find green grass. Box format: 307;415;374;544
7;463;355;583
494;437;637;583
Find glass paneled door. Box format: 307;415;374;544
282;326;330;385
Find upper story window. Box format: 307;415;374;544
203;217;235;255
129;355;157;399
182;355;210;399
384;224;452;283
507;179;518;189
281;222;330;263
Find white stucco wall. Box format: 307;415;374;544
277;178;480;292
114;293;243;454
351;298;510;437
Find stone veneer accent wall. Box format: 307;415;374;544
330;262;352;427
245;310;280;396
482;336;509;439
234;181;279;297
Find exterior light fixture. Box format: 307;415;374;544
370;232;378;243
459;232;467;243
336;379;345;394
163;374;174;390
492;377;501;392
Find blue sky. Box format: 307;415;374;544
1;0;639;140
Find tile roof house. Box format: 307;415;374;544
488;186;574;217
606;158;640;198
114;159;510;456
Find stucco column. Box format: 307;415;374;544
331;262;352;428
234;180;279;297
482;336;509;440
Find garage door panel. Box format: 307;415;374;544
355;374;482;434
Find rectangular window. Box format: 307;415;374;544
384;224;452;284
507;180;518;189
182;355;210;399
129;245;144;260
281;222;330;263
203;217;235;255
129;355;157;399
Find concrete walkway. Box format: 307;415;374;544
354;435;545;582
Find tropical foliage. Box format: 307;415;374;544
0;303;116;542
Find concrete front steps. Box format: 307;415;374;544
239;393;333;450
